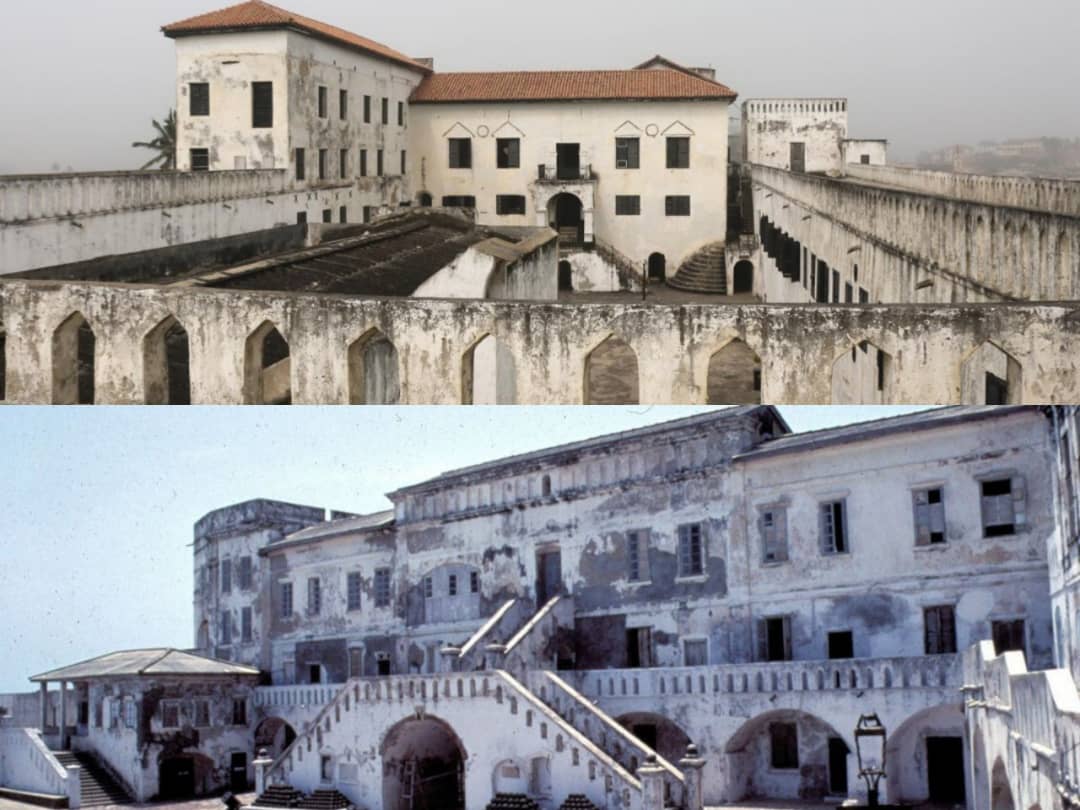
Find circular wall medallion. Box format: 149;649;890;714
645;124;660;138
476;125;490;138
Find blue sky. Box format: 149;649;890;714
0;406;929;692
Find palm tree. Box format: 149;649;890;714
132;110;177;170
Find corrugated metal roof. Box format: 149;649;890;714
30;649;260;682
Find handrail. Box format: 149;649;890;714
504;596;562;653
0;727;70;796
458;598;519;658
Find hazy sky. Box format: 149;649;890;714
0;0;1076;174
0;405;932;692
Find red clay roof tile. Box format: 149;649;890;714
410;69;737;103
162;0;430;74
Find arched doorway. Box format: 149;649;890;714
707;340;762;405
381;716;466;810
52;312;95;405
617;713;691;771
885;704;965;805
244;322;291;405
648;253;666;283
254;717;297;760
991;758;1015;810
733;260;754;294
348;329;400;405
558;261;573;292
144;315;191;405
584;336;639;405
831;340;892;404
549;193;583;247
462;334;497;405
418;192;433;207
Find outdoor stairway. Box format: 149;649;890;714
667;242;728;294
559;796;599;810
254;784;305;807
53;751;132;807
297;789;352;809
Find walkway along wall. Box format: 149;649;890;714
2;280;1079;404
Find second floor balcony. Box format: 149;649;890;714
537;163;596;183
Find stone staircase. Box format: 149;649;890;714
253;784;305;807
53;751;132;807
298;788;352;809
668;243;728;295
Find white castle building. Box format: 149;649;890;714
9;405;1080;810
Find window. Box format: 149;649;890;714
308;577;321;614
828;631;854;659
666;136;690;168
401;150;407;175
220;610;232;644
162;701;181;729
238;556;252;590
992;619;1026;655
123;698;137;730
348;648;362;679
340;148;348;179
376;653;391;676
684;639;707;666
496;195;526;216
760;507;789;563
189;83;210;116
615;137;640;169
322;209;332;224
423;575;434;598
377;149;384;177
341;571;362;611
442;195;476;208
542;475;552;497
363;206;375;224
231;697;247;726
924;605;957;655
381;97;389;124
280;582;293;618
309;664;322;684
449;138;473;169
448;574;458;597
317;86;328;118
375;567;391;607
363;95;371;123
320;755;333;782
914;488;946;546
497;138;520;169
759;616;793;662
339;89;347;119
221;559;232;593
359;149;368;177
820;500;848;555
677;523;704;577
252;82;273;128
296;212;307;225
627;530;650;582
981;477;1025;537
190;149;210;172
295;148;306;182
398;101;405;126
318;149;328;180
770;723;799;769
470;571;480;594
615;195;641;216
665;196;691;216
861;154;871;165
241;607;253;642
194;699;210;728
339;206;347;224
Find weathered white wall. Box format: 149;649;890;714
843;140;887;166
412;248;498;300
563;251;626;293
408;98;731;269
742;99;848;173
0;726;76;803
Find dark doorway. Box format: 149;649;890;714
376;656;391;677
986;372;1008;406
558;261;573;291
165;321;191;405
632;724;658;750
733;260;754;294
230;753;248;792
626;627;653;669
790;142;806;174
159;758;195;800
828;738;849;795
647;253;666;282
552;194;583;245
418;192;433;207
764;617;792;662
816;260;830;303
309;664;321;684
927;737;966;804
537;549;562;604
556;143;581;180
828;631;854;660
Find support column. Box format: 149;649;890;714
637;755;666;810
253;749;273;796
39;682;48;731
58;681;68;748
678;744;706;810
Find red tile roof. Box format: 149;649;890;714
162;0;430;74
410;69;737;104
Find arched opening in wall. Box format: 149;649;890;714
381;715;465;810
648;253;667;282
961;342;1022;405
723;709;850;803
558;261;574;291
417;192;433;207
143;316;191;405
616;713;691;766
830;341;892;404
548;193;584;247
733;260;754;294
348;329;400;405
52;312;95;405
461;334;499;405
244;321;291;405
883;703;965;805
492;759;528;797
707;340;762;405
253;717;297;761
158;753;215;800
584;336;639;405
991;758;1015;810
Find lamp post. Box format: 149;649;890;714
855;713;887;807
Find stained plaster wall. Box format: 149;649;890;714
742;100;848;174
843;140;887;167
1048;407;1080;683
0;690;77;729
561;251;626;293
407;98;731;269
752;164;1080;304
74;677;256;801
4;280;1080;406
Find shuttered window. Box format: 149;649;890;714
627;530;650;582
375;567;392;607
496;138;521;169
683;639;707;666
317;86;327;118
615;137;640;169
449;138;472;169
347;572;362;611
914;488;947;546
307;577;321;615
381;97;389;124
665;195;691;216
992;619;1026;655
252;82;273;128
280;582;293;618
981;477;1026;537
615;195;641;216
820;500;849;554
190;149;210;172
241;607;252;642
238;556;253;589
363;95;372;123
757;616;793;662
677;523;704;577
359;149;367;177
219;610;232;644
666;136;690;168
220;558;232;593
496;195;526;216
924;605;957;654
189;83;210;116
295;148;305;182
761;507;789;563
